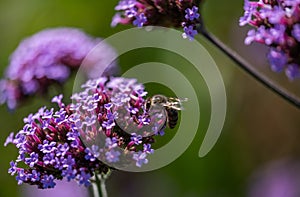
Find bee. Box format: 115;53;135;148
145;95;187;129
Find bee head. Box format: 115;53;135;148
151;95;168;105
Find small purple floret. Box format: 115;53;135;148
133;13;147;28
185;6;200;21
182;25;198;41
133;151;148;167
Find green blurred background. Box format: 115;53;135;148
1;0;300;197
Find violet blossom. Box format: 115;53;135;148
4;77;167;189
0;27;118;110
111;0;201;40
240;0;300;80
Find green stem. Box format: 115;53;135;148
92;173;109;197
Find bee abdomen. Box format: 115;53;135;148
166;108;178;129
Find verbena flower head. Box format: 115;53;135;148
5;77;168;189
240;0;300;80
0;27;118;110
70;76;167;168
111;0;201;40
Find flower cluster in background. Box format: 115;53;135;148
111;0;201;40
4;77;167;189
0;27;118;110
240;0;300;80
248;159;300;197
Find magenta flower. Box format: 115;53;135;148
240;0;300;80
4;77;168;189
0;27;118;110
111;0;201;40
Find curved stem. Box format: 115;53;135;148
197;26;300;109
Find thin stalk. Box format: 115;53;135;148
92;174;108;197
197;25;300;109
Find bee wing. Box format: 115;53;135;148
168;97;188;103
168;104;184;111
165;97;188;110
179;98;188;102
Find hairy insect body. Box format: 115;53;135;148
146;95;185;129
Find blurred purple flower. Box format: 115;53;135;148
0;27;118;110
105;149;121;163
133;151;148;167
111;0;201;40
23;180;88;197
248;159;300;197
286;64;300;79
267;48;288;72
240;0;300;80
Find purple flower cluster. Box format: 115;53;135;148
240;0;300;80
70;77;166;166
5;77;167;189
0;27;118;110
111;0;201;40
4;98;109;189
